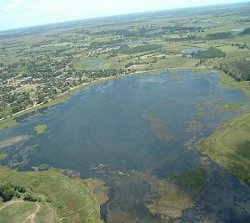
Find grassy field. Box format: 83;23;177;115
74;57;110;70
0;201;38;223
0;167;105;223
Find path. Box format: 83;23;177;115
0;200;23;211
23;202;40;223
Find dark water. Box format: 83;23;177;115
0;71;249;222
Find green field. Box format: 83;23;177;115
0;201;38;223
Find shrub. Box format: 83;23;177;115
23;192;38;202
0;183;16;202
220;61;250;81
192;47;226;59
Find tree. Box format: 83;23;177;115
0;184;16;202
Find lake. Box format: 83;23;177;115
0;71;249;222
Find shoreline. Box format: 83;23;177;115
0;67;249;131
0;67;173;130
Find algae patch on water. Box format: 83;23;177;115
143;114;174;142
34;124;47;135
0;153;7;161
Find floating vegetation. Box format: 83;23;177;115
183;137;197;150
195;96;222;117
7;144;39;169
147;178;193;219
146;168;206;219
0;152;7;161
106;171;151;222
34;124;47;134
185;120;203;135
218;102;245;111
197;110;205;116
143;114;174;142
0;135;31;148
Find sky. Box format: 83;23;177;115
0;0;249;31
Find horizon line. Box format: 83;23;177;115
0;0;249;33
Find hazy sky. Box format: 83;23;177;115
0;0;249;31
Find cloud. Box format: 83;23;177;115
2;0;23;12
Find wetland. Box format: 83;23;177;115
0;70;249;222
